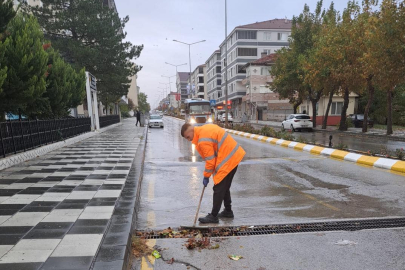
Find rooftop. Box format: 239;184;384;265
236;18;292;30
178;72;190;81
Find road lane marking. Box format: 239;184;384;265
141;239;157;270
282;184;341;212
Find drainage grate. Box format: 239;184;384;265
140;217;405;239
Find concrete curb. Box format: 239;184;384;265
225;129;405;175
0;122;122;171
91;125;148;270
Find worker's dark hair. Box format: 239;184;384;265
181;123;192;137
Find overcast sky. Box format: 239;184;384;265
115;0;348;108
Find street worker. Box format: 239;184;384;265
181;123;245;223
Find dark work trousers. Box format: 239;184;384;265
136;118;140;126
211;166;238;217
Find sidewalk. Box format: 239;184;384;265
237;119;405;140
0;118;145;270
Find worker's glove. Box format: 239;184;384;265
203;177;209;187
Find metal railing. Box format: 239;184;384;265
99;115;120;128
0;118;91;158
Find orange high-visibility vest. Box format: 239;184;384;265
192;124;245;185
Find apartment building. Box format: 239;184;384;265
241;53;292;121
187;65;207;99
176;72;190;102
219;18;292;121
205;50;222;103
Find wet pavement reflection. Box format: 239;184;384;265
137;117;405;231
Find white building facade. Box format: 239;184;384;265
188;65;206;99
219;19;292;121
205;50;222;104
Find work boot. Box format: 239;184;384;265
198;213;219;224
217;209;234;218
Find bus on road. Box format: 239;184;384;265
184;98;212;126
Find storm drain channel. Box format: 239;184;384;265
141;217;405;239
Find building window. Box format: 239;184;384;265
237;30;257;39
277;32;289;41
216;66;221;73
198;77;204;83
237;48;257;57
217;79;222;86
264;32;272;40
217;54;221;60
331;102;343;115
263;49;272;55
199;67;203;74
261;67;270;76
218;91;222;98
237;65;246;74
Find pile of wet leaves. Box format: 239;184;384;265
135;226;252;240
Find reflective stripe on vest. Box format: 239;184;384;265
205;169;214;174
198;138;218;144
218;133;228;150
204;154;216;161
214;143;240;175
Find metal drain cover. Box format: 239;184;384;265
139;217;405;239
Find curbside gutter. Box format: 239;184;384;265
225;129;405;175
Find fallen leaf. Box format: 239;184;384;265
152;250;161;259
228;255;243;261
167;258;174;264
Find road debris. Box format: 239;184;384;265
131;236;152;258
228;255;243;261
152;250;161;259
335;239;357;246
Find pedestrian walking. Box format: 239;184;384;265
181;123;245;223
135;109;141;126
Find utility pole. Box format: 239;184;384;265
224;0;229;125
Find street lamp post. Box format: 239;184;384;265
224;0;229;125
165;62;187;110
173;39;206;99
161;75;176;94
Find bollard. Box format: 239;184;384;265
329;135;333;148
140;114;145;127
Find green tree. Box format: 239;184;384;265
365;0;405;135
0;15;48;119
0;0;16;33
303;2;341;129
0;0;16;100
291;1;326;127
270;47;305;114
138;92;150;113
27;0;143;108
42;46;85;117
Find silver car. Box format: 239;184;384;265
148;115;164;128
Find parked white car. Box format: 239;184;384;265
219;113;233;123
148;115;164;128
281;114;312;132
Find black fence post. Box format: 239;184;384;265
9;120;16;154
0;123;5;158
36;119;42;146
28;120;34;149
19;118;25;152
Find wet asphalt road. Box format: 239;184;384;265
134;117;405;270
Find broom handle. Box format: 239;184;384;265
193;186;206;227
